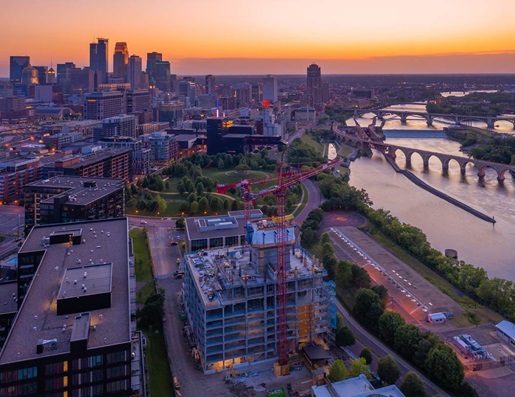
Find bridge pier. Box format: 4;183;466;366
497;175;505;183
460;165;467;176
442;164;449;176
487;117;495;129
426;115;433;127
400;113;407;124
405;157;411;168
423;158;429;171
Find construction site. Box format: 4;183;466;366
182;219;337;374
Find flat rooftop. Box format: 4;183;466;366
312;374;406;397
0;282;17;315
26;176;124;206
185;244;324;308
185;210;263;242
0;218;130;364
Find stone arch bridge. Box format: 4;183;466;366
335;131;515;182
346;108;515;129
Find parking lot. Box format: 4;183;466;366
327;226;463;325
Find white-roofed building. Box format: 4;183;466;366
496;320;515;346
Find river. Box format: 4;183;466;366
343;109;515;281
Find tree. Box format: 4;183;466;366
394;324;422;359
217;159;225;169
235;163;250;173
424;344;464;391
377;356;401;385
155;195;167;213
400;372;427;397
335;260;353;289
360;348;373;365
378;312;405;346
138;290;165;330
198;197;209;213
176;217;185;229
353;288;381;325
335;326;355;347
190;201;199;214
349;357;371;379
328;359;348;382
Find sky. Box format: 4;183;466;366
1;0;515;76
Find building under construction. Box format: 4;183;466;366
182;219;336;373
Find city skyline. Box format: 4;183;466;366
1;0;515;76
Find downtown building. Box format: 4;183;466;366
40;147;131;182
0;218;141;396
183;218;336;372
0;158;40;204
23;176;125;232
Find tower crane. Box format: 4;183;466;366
216;156;342;369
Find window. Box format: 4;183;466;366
106;350;128;364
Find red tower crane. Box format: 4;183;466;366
216;157;342;366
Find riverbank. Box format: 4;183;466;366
383;154;496;224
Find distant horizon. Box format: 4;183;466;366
2;53;515;78
2;1;515;77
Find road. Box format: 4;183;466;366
336;299;450;397
296;178;323;224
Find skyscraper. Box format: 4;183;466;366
9;56;30;83
128;55;143;89
113;42;129;80
146;52;162;78
205;74;216;94
262;75;278;103
89;38;109;83
34;66;48;85
306;64;322;107
146;52;170;92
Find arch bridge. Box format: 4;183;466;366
334;129;515;182
346;108;515;129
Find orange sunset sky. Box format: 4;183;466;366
1;0;515;75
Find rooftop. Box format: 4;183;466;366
312;374;406;397
0;218;130;364
0;282;17;315
185;210;263;242
26;175;124;206
496;320;515;340
185;243;324;308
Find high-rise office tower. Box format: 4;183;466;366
146;52;162;78
262;75;277;103
9;56;30;83
306;63;322;106
90;38;109;83
205;74;216;94
146;52;170;92
34;66;48;85
113;42;129;80
47;67;56;84
128;55;143;89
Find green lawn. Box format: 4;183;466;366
130;228;174;397
202;168;273;185
130;229;153;282
301;134;324;153
146;332;174;397
292;182;309;217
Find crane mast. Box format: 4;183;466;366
216;157;342;367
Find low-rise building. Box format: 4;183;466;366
0;157;40;203
312;374;405;397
